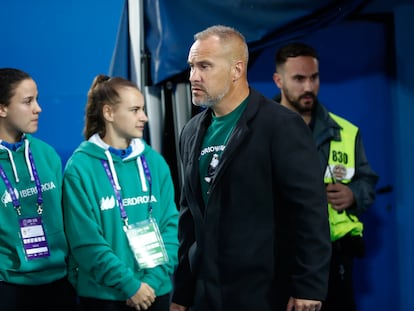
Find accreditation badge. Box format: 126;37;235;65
124;218;169;269
19;216;50;260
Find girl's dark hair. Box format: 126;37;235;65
83;74;139;140
0;68;32;106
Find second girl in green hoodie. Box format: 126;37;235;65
62;74;178;311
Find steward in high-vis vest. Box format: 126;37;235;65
310;102;379;244
308;100;379;311
273;41;379;311
324;112;363;242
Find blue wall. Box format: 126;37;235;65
394;4;414;311
0;0;124;164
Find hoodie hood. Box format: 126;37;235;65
75;134;148;192
86;134;145;160
0;135;34;183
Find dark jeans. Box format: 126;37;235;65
321;235;365;311
78;293;170;311
0;277;77;311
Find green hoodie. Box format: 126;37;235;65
0;135;68;285
62;134;178;301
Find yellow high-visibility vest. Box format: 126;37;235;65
324;113;363;241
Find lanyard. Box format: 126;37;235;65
140;155;153;214
0;148;43;215
101;155;152;226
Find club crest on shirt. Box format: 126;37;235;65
205;153;220;183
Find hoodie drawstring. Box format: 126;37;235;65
136;156;148;192
104;150;121;191
24;140;35;182
0;139;33;183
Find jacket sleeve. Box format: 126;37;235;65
347;132;379;215
171;123;197;307
171;194;196;306
273;111;332;301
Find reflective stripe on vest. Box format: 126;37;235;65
325;113;363;241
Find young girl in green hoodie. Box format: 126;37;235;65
0;68;76;310
62;74;178;311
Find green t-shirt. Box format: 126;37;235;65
199;99;248;204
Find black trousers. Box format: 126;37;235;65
78;293;170;311
321;235;365;311
0;277;77;311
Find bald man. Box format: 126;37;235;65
170;25;331;311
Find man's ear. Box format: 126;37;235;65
232;60;245;82
0;104;8;118
273;72;283;89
